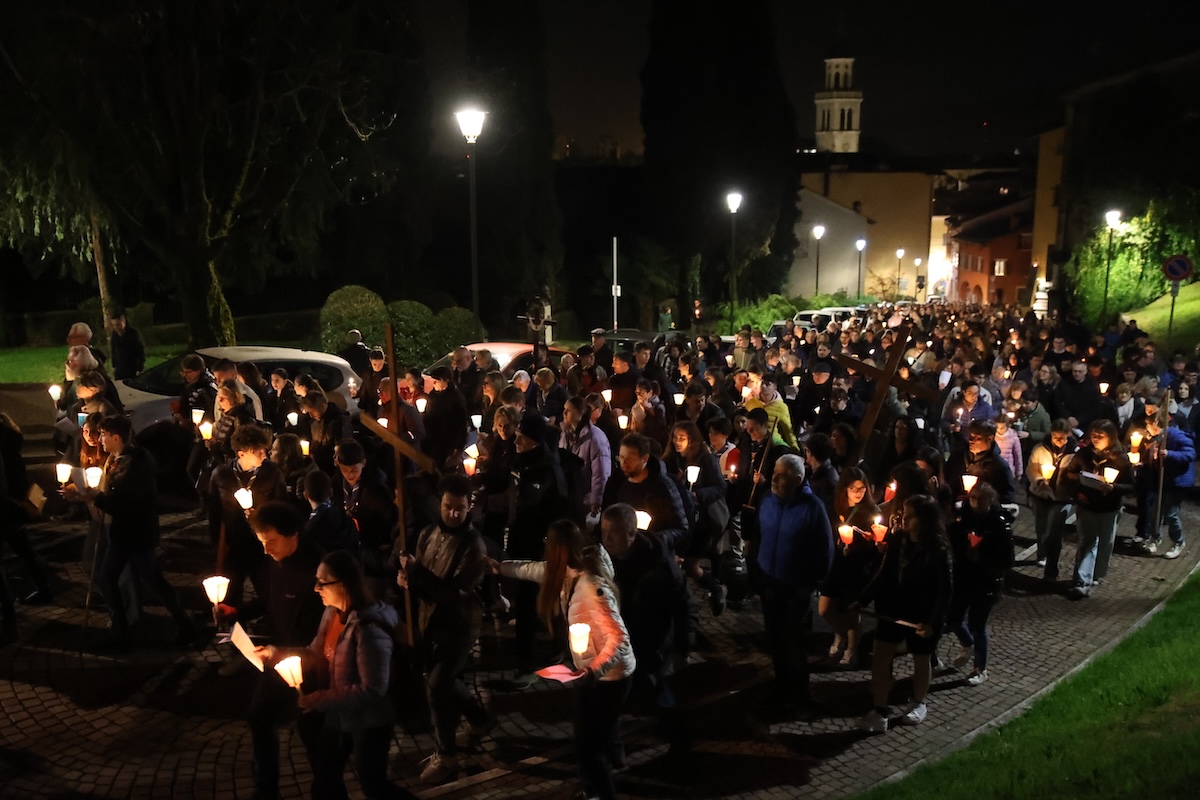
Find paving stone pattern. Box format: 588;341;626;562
1;495;1196;799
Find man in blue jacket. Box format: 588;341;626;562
756;453;833;716
1138;408;1194;559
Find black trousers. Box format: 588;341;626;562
97;543;189;642
247;669;324;798
760;578;816;702
311;722;415;800
573;676;632;800
424;635;489;755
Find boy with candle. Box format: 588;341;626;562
945;419;1016;504
1026;420;1078;581
1135;407;1194;559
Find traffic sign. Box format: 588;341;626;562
1161;254;1193;282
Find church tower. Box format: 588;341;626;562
814;57;862;153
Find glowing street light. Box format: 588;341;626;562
1102;209;1121;324
812;224;825;295
895;248;905;297
726;191;742;333
456;108;487;318
855;238;867;297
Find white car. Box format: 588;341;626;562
422;341;572;393
118;345;360;433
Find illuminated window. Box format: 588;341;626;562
994;259;1007;276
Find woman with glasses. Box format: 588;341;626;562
261;550;412;799
820;468;881;667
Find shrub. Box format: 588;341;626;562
386;300;436;369
430;307;486;357
319;285;388;353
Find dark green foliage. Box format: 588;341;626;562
430;307;487;357
387;299;436;368
320;286;389;354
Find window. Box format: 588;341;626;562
839;108;846;130
1019;233;1033;249
994;259;1007;276
846;109;853;129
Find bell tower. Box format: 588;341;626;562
814;57;862;153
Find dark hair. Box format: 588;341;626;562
271;433;307;473
613;351;634;366
78;371;107;391
708;416;733;437
576;344;594;357
295;374;325;397
211;358;236;374
230;424;272;453
437;472;472;499
301;392;328;412
429;365;453;382
619;432;652;458
499;385;525;406
903;494;950;552
250;501;303;537
335;438;366;466
321;550;373;611
834;467;878;521
968;417;997;438
634;340;653;354
181;353;206;372
670;421;705;461
565;395;586;416
237;361;267;392
807;432;834;462
1050;418;1072;434
684;380;708;398
270;367;290;381
537;519;615;629
304;470;333;503
100;414;132;441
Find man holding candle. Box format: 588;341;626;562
1027;421;1078;581
1134;408;1193;560
67;415;195;650
945;418;1016;504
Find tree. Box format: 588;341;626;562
0;1;430;347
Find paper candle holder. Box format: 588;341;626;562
55;463;72;485
1129;452;1141;466
1099;381;1110;395
48;384;62;402
471;414;483;429
84;466;103;489
673;392;685;406
191;408;204;425
199;421;214;441
1103;467;1119;484
962;475;978;493
635;510;652;530
725;355;734;367
601;389;613;404
203;575;230;605
234;488;254;510
77;412;87;428
792;375;801;387
1040;463;1056;480
463;456;477;476
618;415;629;430
838;524;854;545
569;622;590;655
1130;431;1143;450
416;398;428;413
376;417;389;429
464;443;480;459
686;465;701;485
741;386;753;399
300;440;310;456
274;655;304;689
287;412;299;427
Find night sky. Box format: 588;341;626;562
421;0;1196;159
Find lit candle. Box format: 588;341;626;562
968;532;983;549
287;412;299;427
274;655;304;689
84;466;103;489
792;375;801;387
48;384;62;402
601;389;613;404
300;440;310;456
1007;411;1015;420
884;481;897;502
191;408;204;425
1130;431;1144;449
1103;467;1119;484
962;475;978;493
673;392;685;406
1129;452;1141;466
1003;370;1011;379
55;463;72;486
725;354;734;368
686;465;701;486
471;414;483;429
376;417;389;429
462;443;480;460
813;406;821;415
635;510;652;530
956;408;963;420
569;622;591;655
871;515;887;542
463;456;477;476
742;386;753;399
200;421;214;441
1099;381;1110;395
203;575;230;606
1040;463;1055;481
838;524;854;545
234;488;254;510
416;398;428;413
618;414;629;430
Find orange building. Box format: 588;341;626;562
948;198;1034;306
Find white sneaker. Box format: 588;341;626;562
1165;542;1185;560
857;708;888;733
1143;540;1159;554
899;701;927;725
953;644;973;669
967;669;989;686
419;752;457;784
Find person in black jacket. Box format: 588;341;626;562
945;418;1017;504
215;502;326;800
424;366;469;471
302;470;358;553
947;482;1013;686
267;369;303;432
331;439;397;581
302;392;352;477
108;310;146;380
66;415;195;649
601;433;690;554
354;348;388;419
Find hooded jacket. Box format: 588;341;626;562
303;602;397;731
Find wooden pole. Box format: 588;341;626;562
835;323;939;445
383;322;415;647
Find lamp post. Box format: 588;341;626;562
726;191;742;335
855;238;866;298
812;224;825;296
1102;209;1121;325
456;108;486;319
895;248;905;299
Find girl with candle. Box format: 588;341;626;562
665;422;729;616
820;468;881;667
1062;419;1133;598
495;520;635;800
948;482;1013;686
1026;420;1077;580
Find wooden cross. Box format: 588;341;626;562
358;322;438;646
835;323;940;444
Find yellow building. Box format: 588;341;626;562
1031;127;1065;287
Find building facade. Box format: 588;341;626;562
814;57;862;154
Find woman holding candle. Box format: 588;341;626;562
1062;419;1133;598
629;379;668;452
210;379;255;458
496;520;635;800
665;422;729;616
820;468;881;667
1027;420;1077;580
948;482;1013;685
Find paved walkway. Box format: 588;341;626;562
1;492;1196;800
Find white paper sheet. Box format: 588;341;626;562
232;622;265;671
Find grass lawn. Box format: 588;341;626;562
1124;280;1200;351
856;573;1200;800
0;345;183;384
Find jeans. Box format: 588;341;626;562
248;670;324;798
311;723;414;800
1141;487;1185;545
424;635;489;756
1073;507;1120;588
98;543;190;642
760;578;816;702
573;676;631;800
949;587;997;670
1031;496;1070;574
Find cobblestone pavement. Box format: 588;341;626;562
1;492;1197;800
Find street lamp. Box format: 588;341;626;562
726;191;742;334
1102;209;1121;324
812;224;825;296
895;248;905;298
855;238;866;297
456;108;486;319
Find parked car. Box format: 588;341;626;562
819;306;863;323
118;345;360;433
793;309;830;330
422;341;573;393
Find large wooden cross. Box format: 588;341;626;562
358;322;438;646
835;323;940;444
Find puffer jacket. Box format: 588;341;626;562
302;602;397;732
502;549;636;681
560;421;612;509
1159;425;1197;490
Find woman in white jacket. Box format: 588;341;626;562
1026;419;1077;582
496;519;635;800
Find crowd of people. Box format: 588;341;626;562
1;302;1196;799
